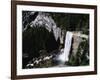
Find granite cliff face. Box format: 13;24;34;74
23;12;65;44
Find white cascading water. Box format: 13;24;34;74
58;31;73;63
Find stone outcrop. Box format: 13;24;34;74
23;12;65;45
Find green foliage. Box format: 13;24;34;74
23;25;49;57
80;39;89;66
50;13;89;33
68;38;89;66
39;59;53;68
23;25;60;58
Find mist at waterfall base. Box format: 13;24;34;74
22;11;89;69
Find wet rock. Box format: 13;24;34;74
68;32;89;66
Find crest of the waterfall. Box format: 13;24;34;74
58;31;73;62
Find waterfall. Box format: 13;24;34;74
58;31;73;63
